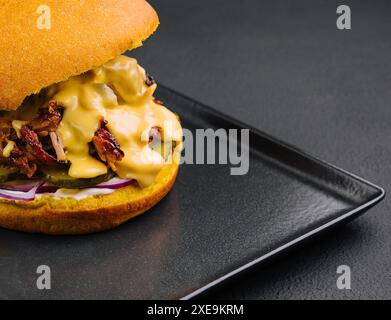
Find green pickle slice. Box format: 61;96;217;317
0;167;19;183
40;166;115;189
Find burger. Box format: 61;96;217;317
0;0;182;234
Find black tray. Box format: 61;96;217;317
0;86;384;300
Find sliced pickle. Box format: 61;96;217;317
40;166;115;189
0;167;19;183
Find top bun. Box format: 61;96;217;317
0;0;159;111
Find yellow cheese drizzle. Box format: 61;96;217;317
34;56;181;187
2;140;15;158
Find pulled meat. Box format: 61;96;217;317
9;144;37;178
29;100;63;137
0;100;63;177
0;120;15;140
0;100;135;178
145;73;156;87
92;120;124;172
20;125;57;165
49;132;66;161
0;121;36;177
153;98;164;106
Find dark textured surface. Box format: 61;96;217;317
131;0;390;299
0;0;389;300
0;86;383;300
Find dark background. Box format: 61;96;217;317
132;0;391;299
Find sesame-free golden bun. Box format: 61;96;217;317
0;0;159;111
0;161;179;235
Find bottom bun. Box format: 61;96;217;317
0;163;179;235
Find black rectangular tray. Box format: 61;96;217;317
0;86;384;300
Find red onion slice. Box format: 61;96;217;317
0;181;44;201
37;183;59;194
0;177;136;201
0;180;39;192
95;178;136;189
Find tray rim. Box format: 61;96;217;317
156;85;385;300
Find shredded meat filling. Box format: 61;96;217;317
0;101;164;179
92;120;124;172
30;100;63;137
49;132;66;161
145;73;156;87
0;100;64;177
20;125;57;165
9;144;37;178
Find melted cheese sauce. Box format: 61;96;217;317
37;56;182;187
2;140;15;157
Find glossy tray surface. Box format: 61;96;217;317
0;86;384;299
